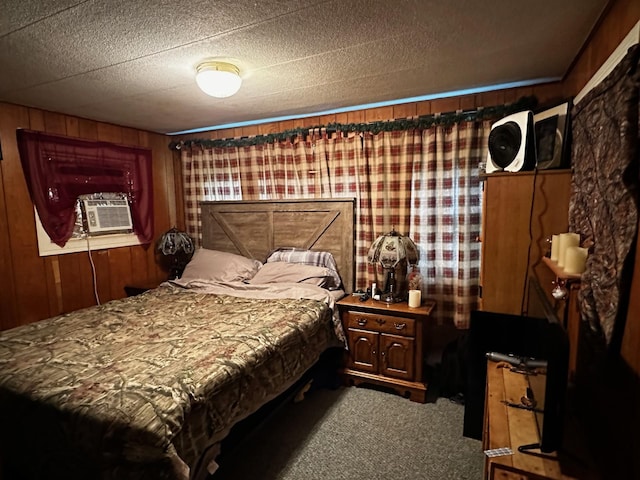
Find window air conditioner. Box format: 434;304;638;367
81;199;133;234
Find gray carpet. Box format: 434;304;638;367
213;386;484;480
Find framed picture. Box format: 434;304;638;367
534;100;572;170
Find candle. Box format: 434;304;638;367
550;234;560;261
557;232;580;268
408;289;421;308
564;246;588;274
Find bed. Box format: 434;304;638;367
0;198;354;480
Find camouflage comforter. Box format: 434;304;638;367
0;284;338;479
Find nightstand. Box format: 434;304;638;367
336;296;436;403
124;280;162;297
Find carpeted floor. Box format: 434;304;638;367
213;385;484;480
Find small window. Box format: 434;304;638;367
35;193;141;257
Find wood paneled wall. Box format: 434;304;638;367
0;103;178;331
563;0;640;98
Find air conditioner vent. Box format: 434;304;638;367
82;199;133;234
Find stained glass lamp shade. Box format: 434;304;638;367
157;227;195;279
367;229;419;303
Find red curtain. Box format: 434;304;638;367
17;129;154;247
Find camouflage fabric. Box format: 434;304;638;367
0;284;335;479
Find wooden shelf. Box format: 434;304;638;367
479;169;572;181
542;257;582;281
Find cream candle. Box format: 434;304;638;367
557;232;580;268
564;246;588;274
408;289;421;308
550;234;560;262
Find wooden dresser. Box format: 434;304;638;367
483;361;594;480
480;170;572;315
336;296;435;403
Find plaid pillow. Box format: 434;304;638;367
266;247;342;290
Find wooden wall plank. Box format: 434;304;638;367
240;125;259;137
319;114;336;125
43;111;67;134
78;118;98;139
416;101;431;116
346;110;365;123
334;112;349;124
431;96;459;114
531;82;564;106
27;109;61;318
65;116;79;136
121;127;140;146
58;252;87;312
97;123;123;144
393;103;417;119
107;247;133;300
130;246;150;285
43;257;64;317
0;104;50;326
92;250;112;304
292;116;320;128
364;106;393;122
0;118;19;329
278;120;295;131
149;133;174;282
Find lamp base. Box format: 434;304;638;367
374;292;404;304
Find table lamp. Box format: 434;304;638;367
367;229;419;303
157;227;195;279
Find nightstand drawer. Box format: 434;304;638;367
344;311;416;336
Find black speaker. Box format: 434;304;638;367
485;110;536;173
533;101;571;170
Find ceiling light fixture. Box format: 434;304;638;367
195;61;242;98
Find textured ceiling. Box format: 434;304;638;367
0;0;609;134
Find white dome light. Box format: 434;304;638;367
195;61;242;98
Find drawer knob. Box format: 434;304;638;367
394;322;406;330
376;318;385;325
357;318;367;326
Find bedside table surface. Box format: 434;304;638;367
337;295;435;317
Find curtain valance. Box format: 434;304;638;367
17;129;154;247
169;96;537;151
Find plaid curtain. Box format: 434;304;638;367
181;125;487;328
411;122;488;328
181;146;242;246
315;133;367;285
362;130;423;289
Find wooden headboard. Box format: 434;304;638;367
200;199;355;293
